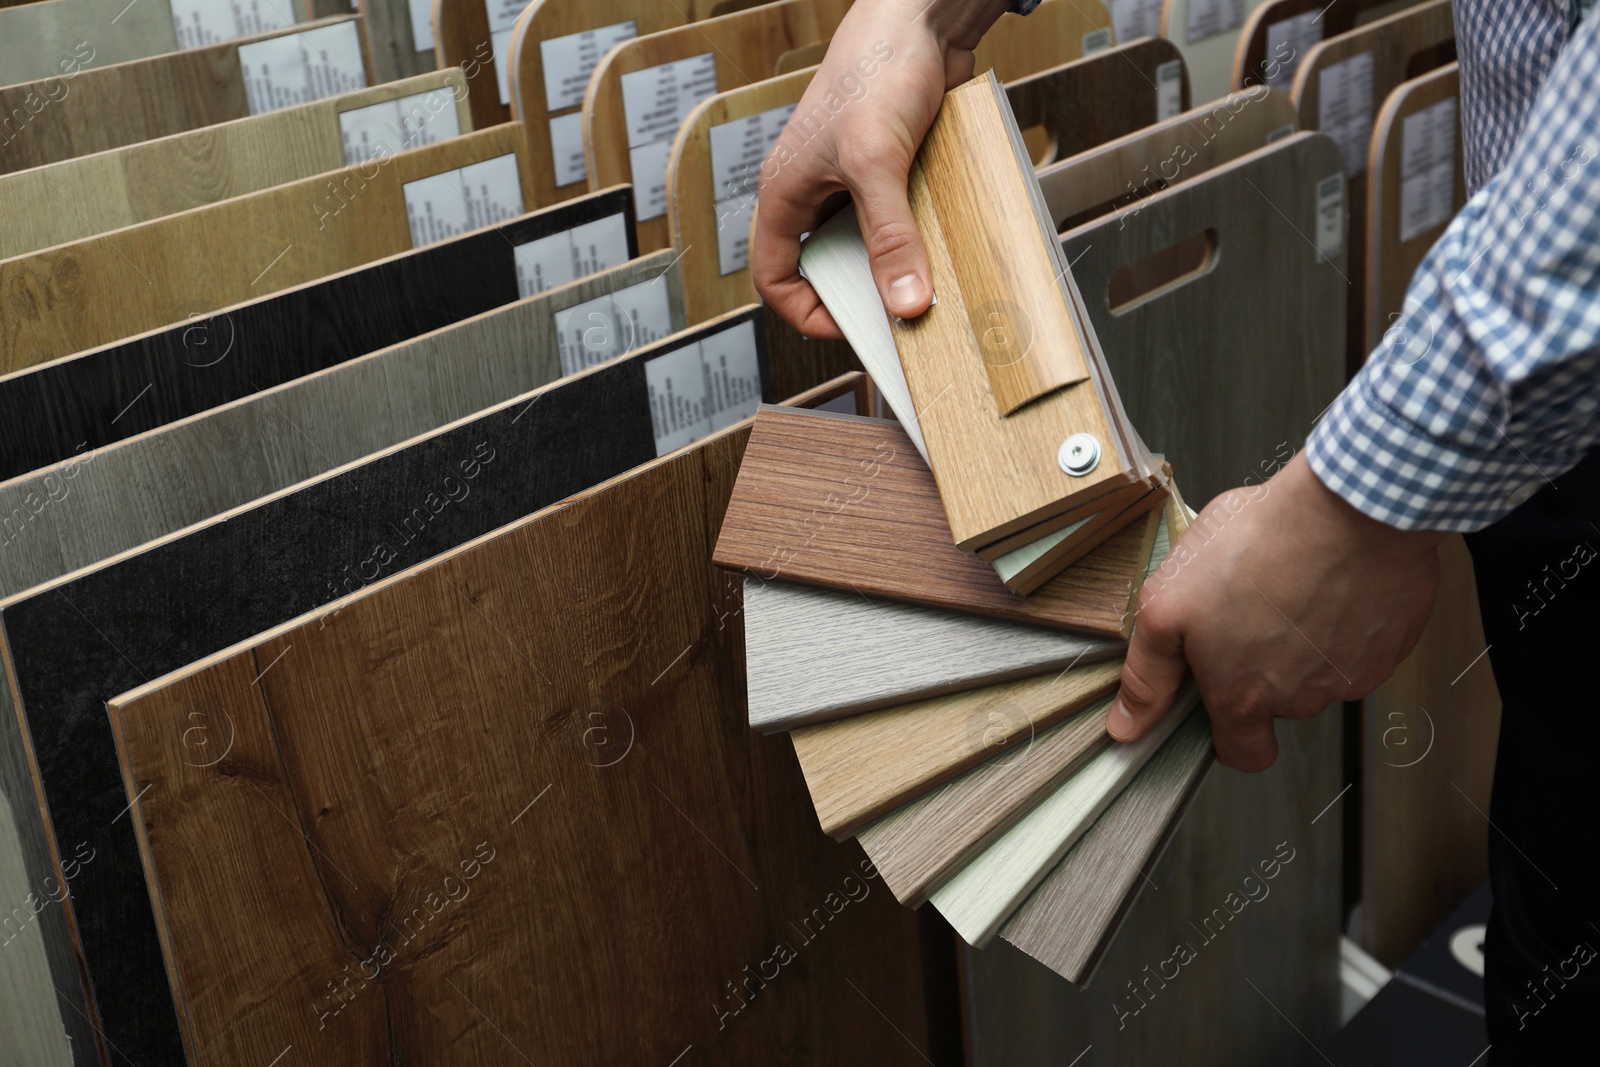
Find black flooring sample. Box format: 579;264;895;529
1310;979;1488;1066
1397;881;1490;1014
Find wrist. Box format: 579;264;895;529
1284;453;1447;556
881;0;1012;46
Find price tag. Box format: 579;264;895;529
338;88;462;165
1156;59;1183;121
1081;27;1113;55
1315;172;1345;262
512;212;630;296
1186;0;1245;43
709;102;794;275
646;318;761;456
548;112;588;187
408;0;434;52
238;21;367;116
553;277;676;375
540;20;639;111
1109;0;1162;42
170;0;292;51
621;53;719;221
1264;10;1322;90
1398;96;1457;242
403;152;524;247
1318;51;1375;176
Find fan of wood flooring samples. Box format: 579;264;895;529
1158;0;1269;102
1289;0;1455;373
0;15;372;176
667;39;1190;323
0;123;534;372
0;68;470;259
103;411;928;1066
1232;0;1421;91
0;307;854;1064
0;188;635;481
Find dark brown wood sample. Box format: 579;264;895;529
0;306;854;1065
713;407;1155;638
105;419;928;1065
0;189;635;484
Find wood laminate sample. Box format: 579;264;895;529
0;15;366;176
714;406;1153;637
1289;0;1455;374
0;69;471;260
1157;0;1269;102
0;188;634;484
0;123;535;373
104;415;928;1066
1232;0;1418;91
361;0;436;83
742;578;1122;732
0;307;836;1064
792;663;1122;838
2;0;180;85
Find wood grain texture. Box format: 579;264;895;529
0;188;635;483
1289;0;1455;374
584;0;823;251
1232;0;1418;90
0;253;685;600
0;0;179;86
430;0;509;129
930;691;1198;947
1364;62;1460;350
1039;85;1299;233
961;134;1344;1067
0;306;830;1065
0;123;535;373
0;15;362;176
713;406;1152;638
742;577;1122;732
999;703;1216;984
0;69;470;259
793;663;1120;839
360;0;435;83
104;419;927;1066
1158;0;1270;102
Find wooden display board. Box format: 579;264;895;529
0;69;471;260
963;132;1346;1063
1159;0;1270;103
0;15;371;177
0;189;635;484
1233;0;1422;90
0;123;535;373
668;39;1188;322
361;0;437;84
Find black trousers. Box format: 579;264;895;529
1466;449;1600;1061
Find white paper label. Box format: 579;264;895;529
621;53;719;221
484;0;527;33
1156;59;1184;121
1265;122;1295;143
512;211;630;296
1319;51;1375;176
403;152;524;247
339;88;462;165
646;318;761;456
540;20;639;112
170;0;293;51
1082;27;1113;55
238;21;368;115
1264;11;1322;90
709;102;794;275
1109;0;1162;42
491;28;514;107
1399;96;1457;242
547;112;587;188
1315;172;1345;262
554;277;676;375
408;0;434;52
1186;0;1246;43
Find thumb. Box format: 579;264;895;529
1108;615;1188;742
845;161;933;320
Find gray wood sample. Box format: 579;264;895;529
0;0;179;85
742;577;1122;732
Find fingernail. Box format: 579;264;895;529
887;274;926;316
1108;699;1135;741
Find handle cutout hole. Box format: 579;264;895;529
1020;125;1059;169
1107;228;1218;315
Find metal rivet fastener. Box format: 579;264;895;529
1058;433;1101;476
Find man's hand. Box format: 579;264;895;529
753;0;1012;338
1111;455;1446;771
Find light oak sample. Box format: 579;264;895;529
0;188;635;483
1232;0;1420;91
0;15;367;176
931;690;1200;947
792;662;1122;838
0;123;535;373
714;406;1155;637
742;578;1122;732
0;69;471;259
361;0;435;83
668;40;1189;325
0;307;845;1064
1000;703;1216;984
1039;85;1299;232
104;415;928;1065
1289;0;1455;373
1158;0;1269;102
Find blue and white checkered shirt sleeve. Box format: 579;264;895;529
1306;12;1600;531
